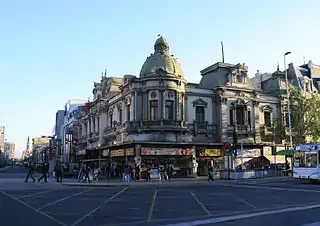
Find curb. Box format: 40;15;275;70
61;180;212;188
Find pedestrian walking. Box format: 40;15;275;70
208;166;214;181
54;163;61;182
24;162;36;183
38;162;49;182
82;164;91;183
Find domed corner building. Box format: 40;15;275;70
123;36;196;178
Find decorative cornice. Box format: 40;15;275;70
192;98;208;108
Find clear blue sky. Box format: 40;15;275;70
0;0;319;158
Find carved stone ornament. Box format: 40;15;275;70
116;102;122;109
125;96;132;105
217;88;225;96
253;91;260;99
150;91;157;98
219;96;228;103
260;105;273;112
193;98;208;108
235;99;246;106
252;100;259;106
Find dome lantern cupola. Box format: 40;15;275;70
139;35;184;78
154;36;169;54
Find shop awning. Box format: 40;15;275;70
276;149;295;156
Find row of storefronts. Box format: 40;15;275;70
76;143;286;177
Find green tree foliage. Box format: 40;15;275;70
287;87;320;145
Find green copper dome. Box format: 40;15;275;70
140;36;184;78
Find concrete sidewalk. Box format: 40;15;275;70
61;176;211;187
61;176;291;187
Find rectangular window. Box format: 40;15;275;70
180;103;183;121
93;118;96;131
165;100;174;120
229;109;234;125
119;109;122;123
247;111;251;126
150;100;158;120
195;106;205;123
236;107;245;125
109;114;113;127
127;105;131;121
264;112;271;127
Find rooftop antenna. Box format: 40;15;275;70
101;72;103;80
277;62;280;71
303;57;306;64
104;69;107;77
221;41;225;63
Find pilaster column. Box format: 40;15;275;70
184;95;188;122
253;100;261;143
133;91;137;120
175;92;180;120
220;97;228;142
160;91;164;119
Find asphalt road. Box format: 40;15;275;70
1;167;320;226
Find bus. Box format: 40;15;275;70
293;143;320;181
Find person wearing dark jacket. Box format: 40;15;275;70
38;162;49;182
24;162;36;183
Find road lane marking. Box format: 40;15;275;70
232;195;257;209
17;190;53;199
71;187;128;226
164;203;320;226
38;188;94;210
190;192;212;216
147;189;158;222
301;221;320;226
218;183;320;193
0;190;67;226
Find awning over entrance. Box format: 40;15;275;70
276;149;295;156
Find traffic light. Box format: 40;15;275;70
231;147;237;157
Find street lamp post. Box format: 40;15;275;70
97;141;101;167
284;51;293;149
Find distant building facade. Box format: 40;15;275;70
32;136;52;163
53;110;65;163
4;142;15;159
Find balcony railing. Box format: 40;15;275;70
103;122;129;137
124;120;188;133
227;124;252;135
188;121;217;134
260;125;275;142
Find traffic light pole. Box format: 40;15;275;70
227;154;230;180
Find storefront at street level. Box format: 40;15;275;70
196;148;224;176
76;142;270;177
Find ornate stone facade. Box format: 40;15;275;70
76;36;282;175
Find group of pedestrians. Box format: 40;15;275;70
24;161;67;183
24;161;49;183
